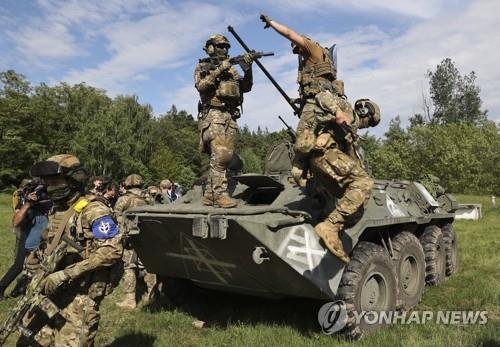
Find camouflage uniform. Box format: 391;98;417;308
293;36;374;262
17;155;123;347
114;187;156;308
194;34;253;207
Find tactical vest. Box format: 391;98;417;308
198;60;241;108
298;46;336;98
45;195;111;250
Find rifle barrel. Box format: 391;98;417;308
228;26;300;115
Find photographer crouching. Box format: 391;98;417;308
0;179;52;300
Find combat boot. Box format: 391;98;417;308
203;193;240;208
115;293;136;309
142;288;157;306
315;220;350;263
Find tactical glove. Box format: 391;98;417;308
212;59;231;78
260;14;272;29
208;59;231;83
42;270;70;294
239;53;253;71
219;59;231;71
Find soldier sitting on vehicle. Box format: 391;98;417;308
261;14;380;262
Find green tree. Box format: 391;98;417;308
0;70;40;184
240;148;262;173
426;58;486;125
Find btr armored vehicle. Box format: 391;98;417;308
124;140;458;338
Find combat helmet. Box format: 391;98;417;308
204;34;230;57
30;154;87;186
30;154;87;205
354;99;381;129
124;174;143;188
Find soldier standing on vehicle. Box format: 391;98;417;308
194;34;254;208
16;154;123;346
114;174;157;309
261;15;375;263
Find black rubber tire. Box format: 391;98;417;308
391;232;425;310
442;223;459;276
337;241;397;340
419;225;446;285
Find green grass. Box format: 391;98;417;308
0;193;498;346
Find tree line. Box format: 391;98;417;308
0;69;285;190
0;58;498;194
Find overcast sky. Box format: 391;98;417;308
1;0;498;136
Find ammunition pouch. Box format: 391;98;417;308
216;80;240;103
24;251;41;275
314;132;335;152
299;74;333;98
298;53;336;97
332;79;345;96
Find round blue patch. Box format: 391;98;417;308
91;215;119;239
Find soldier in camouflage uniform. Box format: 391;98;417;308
194;34;254;208
17;154;123;346
114;174;157;309
261;15;377;263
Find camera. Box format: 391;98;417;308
21;179;49;203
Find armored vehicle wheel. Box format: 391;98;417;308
337;241;397;339
442;223;458;276
391;232;425;310
419;225;446;285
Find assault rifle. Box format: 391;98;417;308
0;236;83;345
230;51;274;65
201;51;274;69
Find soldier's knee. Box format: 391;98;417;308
212;144;234;167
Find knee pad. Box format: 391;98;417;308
213;144;234;166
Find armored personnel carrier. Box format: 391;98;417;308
123;140;458;338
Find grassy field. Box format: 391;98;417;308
0;193;498;347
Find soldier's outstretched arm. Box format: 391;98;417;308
260;14;305;50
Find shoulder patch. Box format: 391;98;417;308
91;215;119;239
74;198;90;213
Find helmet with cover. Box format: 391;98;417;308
204;34;230;58
29;154;87;205
354;99;381;129
124;174;143;188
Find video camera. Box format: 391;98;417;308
21;179;49;204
